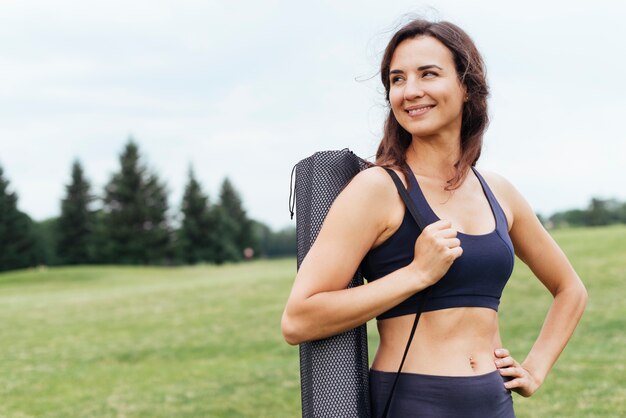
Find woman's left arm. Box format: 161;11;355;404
492;174;588;397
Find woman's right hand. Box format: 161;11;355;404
408;219;462;288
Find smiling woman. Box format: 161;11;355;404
388;38;467;148
282;17;587;418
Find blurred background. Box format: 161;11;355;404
1;1;624;417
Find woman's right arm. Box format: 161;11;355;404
281;166;462;345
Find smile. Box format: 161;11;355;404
406;106;434;117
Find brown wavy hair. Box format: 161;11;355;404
375;19;489;191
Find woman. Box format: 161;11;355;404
281;18;587;417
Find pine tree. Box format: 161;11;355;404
210;203;241;264
33;217;60;266
57;160;95;264
90;209;109;263
213;177;256;262
179;167;215;264
142;172;171;262
0;164;38;271
102;139;171;264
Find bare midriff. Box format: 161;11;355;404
371;306;501;376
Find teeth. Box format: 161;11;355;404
407;106;432;115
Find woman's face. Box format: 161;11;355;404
388;36;467;141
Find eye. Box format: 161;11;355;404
423;71;438;78
391;76;403;84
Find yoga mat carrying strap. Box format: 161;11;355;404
381;167;432;418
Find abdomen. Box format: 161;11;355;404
372;306;501;376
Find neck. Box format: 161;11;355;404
406;134;461;181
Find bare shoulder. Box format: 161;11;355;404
477;169;517;197
337;166;406;248
349;165;402;193
341;166;397;209
476;169;526;231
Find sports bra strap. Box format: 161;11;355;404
385;167;427;231
382;167;432;418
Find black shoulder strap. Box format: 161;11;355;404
384;167;427;231
381;167;433;418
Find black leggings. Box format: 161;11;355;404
370;368;516;418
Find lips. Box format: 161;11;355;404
405;104;435;117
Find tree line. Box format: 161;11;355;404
0;139;296;272
1;140;623;273
544;198;626;228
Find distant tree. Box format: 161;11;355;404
219;177;258;254
101;139;171;264
588;197;621;226
57;160;96;264
251;220;272;258
89;209;109;263
603;198;623;224
620;202;626;223
33;217;60;266
142;173;172;263
550;209;588;228
210;203;241;264
250;221;296;258
178;167;215;264
588;198;608;226
548;197;626;228
0;164;39;271
246;219;267;259
266;224;296;257
213;177;258;263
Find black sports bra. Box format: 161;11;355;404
360;165;515;320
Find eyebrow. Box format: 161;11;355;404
389;64;443;75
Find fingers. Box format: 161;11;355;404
443;237;461;248
492;348;539;397
428;220;460;243
429;220;457;236
497;364;521;377
416;220;463;275
494;348;509;358
494;355;516;368
435;221;462;258
503;376;524;390
502;372;533;397
497;360;525;391
494;348;517;377
448;245;463;259
423;220;461;250
493;348;529;394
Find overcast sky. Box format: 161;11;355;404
1;0;624;232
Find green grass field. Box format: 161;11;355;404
0;225;624;417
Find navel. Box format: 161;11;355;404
469;355;477;369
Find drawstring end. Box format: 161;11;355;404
289;163;297;220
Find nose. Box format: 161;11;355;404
404;76;425;101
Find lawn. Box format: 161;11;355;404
0;225;624;417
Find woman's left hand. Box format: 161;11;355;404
494;348;541;397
